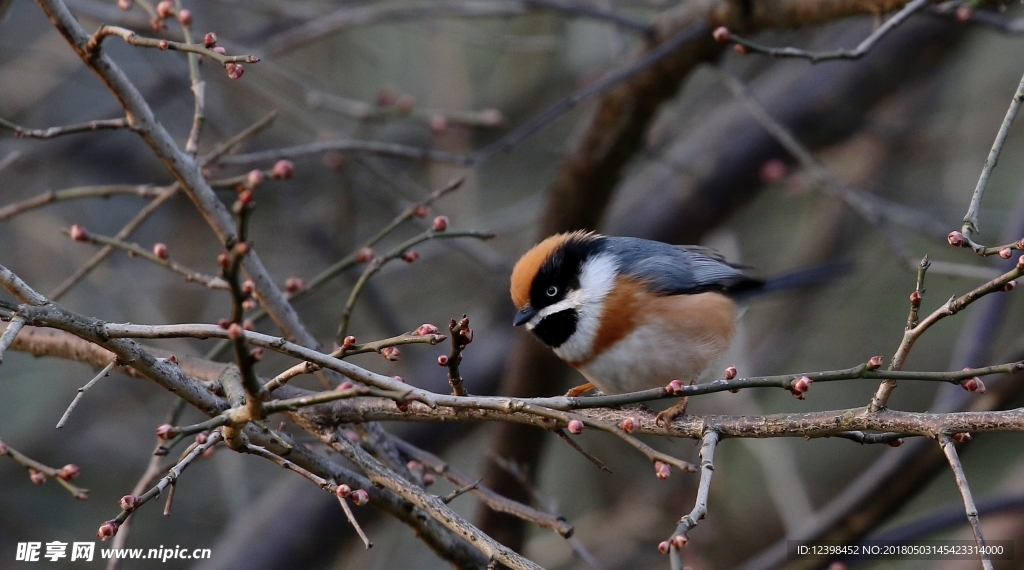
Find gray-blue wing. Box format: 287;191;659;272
603;237;761;295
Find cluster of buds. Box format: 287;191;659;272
566;419;584;434
153;1;191;28
790;376;812;400
29;469;46;485
225;63;244;80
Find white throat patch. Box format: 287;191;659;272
528;252;617;362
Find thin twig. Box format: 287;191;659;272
217;139;473;167
337;494;373;548
555;429;611;472
57;359;117;428
0;438;88;499
0;185;166;221
0;116;132;138
723;0;929;62
667;430;719;561
86;25;259;64
961;66;1024;240
0;314;26;364
442;478;483;504
939;435;994;570
446;315;471;396
0;150;20;172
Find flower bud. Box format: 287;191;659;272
888;438;904;448
381;346;401;361
58;464;81;481
70;225;90;242
567;419;584;434
119;495;139;510
376;85;398;107
337;381;355;392
479;108;505;127
272;160;294;180
118;0;133;10
396;94;415;115
960;377;986;393
342;336;356;349
394;375;405;383
156;424;177;440
670;534;688;549
999;248;1012;259
29;469;45;485
759;159;787;184
351;489;369;505
217;252;230;268
250;347;264;361
177;8;192;26
0;442;8;455
97;520;119;540
241;300;257;311
1018;255;1024;271
228;323;244;339
152;243;168;260
412;204;429;218
158;39;169;50
156;0;173;19
947;231;964;247
429;114;448;135
955;5;972;21
195;431;208;444
285;277;305;293
952;432;972;442
242;319;254;331
712;27;731;43
234;242;250;256
245;169;264;189
414;323;439;336
437;355;449;366
790;376;812;400
167;354;178;364
357;247;375;263
658;541;670;554
619;417;637;433
204;32;217;48
217;318;230;329
1004;280;1016;292
423;472;435;486
866;356;883;370
734;43;749;55
213;46;227;55
431;215;449;232
400;250;419;263
226;63;245;79
654;460;671;480
666;379;684;395
724;366;737;380
335;484;352;498
909;290;921;305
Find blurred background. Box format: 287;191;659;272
2;0;1024;568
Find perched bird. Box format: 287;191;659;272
510;231;835;402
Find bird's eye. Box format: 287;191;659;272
546;286;558;297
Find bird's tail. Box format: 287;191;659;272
730;260;852;300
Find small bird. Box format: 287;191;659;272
510;231;834;403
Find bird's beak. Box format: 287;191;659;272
513;307;537;327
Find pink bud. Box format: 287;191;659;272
228;323;244;339
955;5;972;21
70;224;90;242
478;108;506;127
790;376;812;400
226;63;244;80
960;377;986;393
423;472;435;485
156;0;173;18
156;424;177;440
414;323;440;336
335;484;352;498
58;464;81;481
342;336;356;349
658;541;671;554
412;204;429;218
396;94;415;115
431;216;449;232
246;169;264;188
195;432;207;444
400;250;419;263
888;438;904;448
999;248;1012;259
734;43;749;55
242;319;254;331
1004;280;1017;292
272;160;295;180
429;114;448;134
670;534;688;549
619;417;637;433
217;252;230;268
910;290;922;305
759;159;787;184
351;489;369;505
29;469;45;485
118;0;133;10
242;298;257;311
953;432;972;442
119;495;139;510
204;32;217;48
948;231;964;247
567;419;584;434
241;279;254;296
381;346;401;361
158;39;169;50
406;460;424;473
0;442;8;455
376;85;398;108
217;318;230;329
167;354;178;364
250;347;264;361
153;243;168;260
357;247;375;263
285;277;305;293
712;26;731;43
866;356;883;370
1018;255;1024;271
177;8;192;26
337;381;355;392
724;366;737;380
666;380;684;395
97;520;119;540
394;375;405;383
437;355;449;366
654;460;671;480
213;46;227;55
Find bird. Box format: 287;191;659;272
510;231;837;415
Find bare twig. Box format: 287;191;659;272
56;359;117;428
555;429;611;472
446;315;471;396
0;185;165;221
939;435;994;570
337;494;373;549
85;25;259;65
0;314;26;364
442;478;483;504
0;116;131;138
217;139;473;167
960;66;1024;241
0;150;20;172
723;0;930;62
667;431;718;563
0;438;88;499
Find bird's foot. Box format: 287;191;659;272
565;382;595;397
